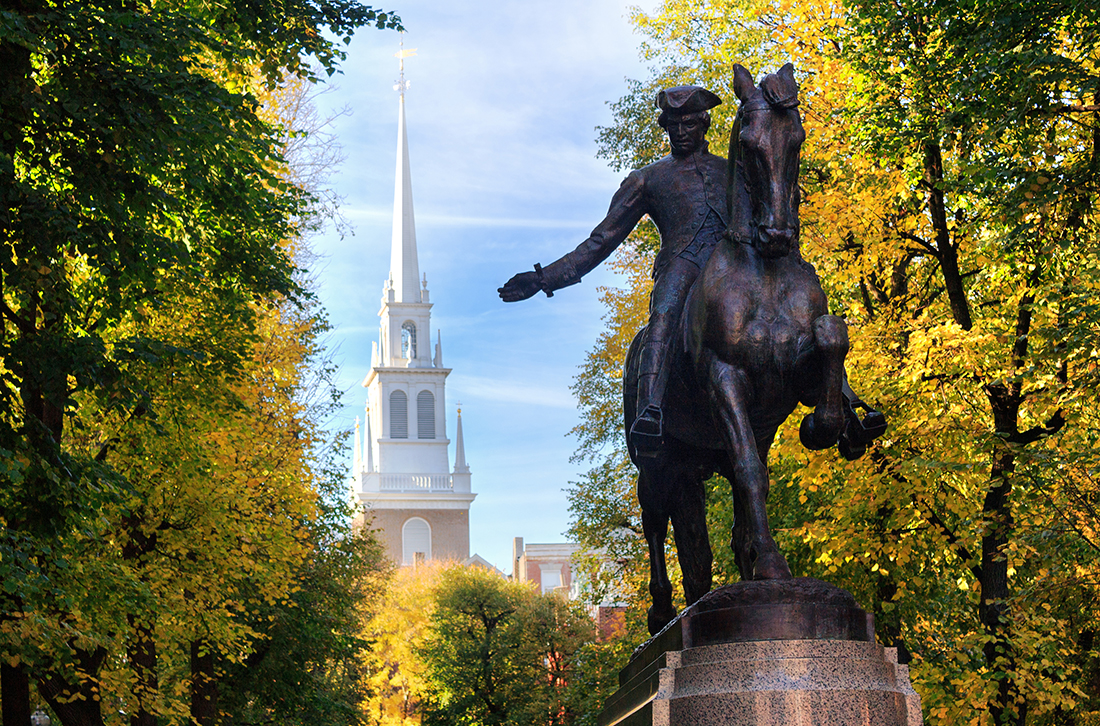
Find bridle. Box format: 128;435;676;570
727;93;801;246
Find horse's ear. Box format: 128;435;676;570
733;64;755;103
777;63;797;84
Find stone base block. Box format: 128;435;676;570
598;639;922;726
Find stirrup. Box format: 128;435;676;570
630;405;663;457
838;395;887;461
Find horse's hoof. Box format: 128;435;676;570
647;604;676;635
846;409;887;447
752;550;793;580
799;412;841;450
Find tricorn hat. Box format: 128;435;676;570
656;85;722;124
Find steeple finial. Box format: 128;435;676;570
394;34;416;97
389;37;421;303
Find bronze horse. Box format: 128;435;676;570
623;64;880;635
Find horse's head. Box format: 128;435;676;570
729;63;805;259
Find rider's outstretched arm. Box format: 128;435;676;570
498;171;647;301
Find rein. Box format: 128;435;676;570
728;111;750;246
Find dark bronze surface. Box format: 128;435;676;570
624;63;831;634
626;579;876;676
499;65;888;637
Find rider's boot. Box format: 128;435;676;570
631;377;663;457
631;343;668;457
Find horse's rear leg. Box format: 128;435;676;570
640;468;676;634
670;465;712;606
643;507;676;634
700;350;792;580
800;315;849;450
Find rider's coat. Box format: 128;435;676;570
541;142;729;290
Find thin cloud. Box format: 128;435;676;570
454;374;576;409
341;206;595;229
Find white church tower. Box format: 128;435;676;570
351;46;475;566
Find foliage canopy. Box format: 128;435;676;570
0;0;399;723
569;1;1100;724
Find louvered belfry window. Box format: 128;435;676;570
390;390;408;439
417;390;435;439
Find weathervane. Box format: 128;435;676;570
394;33;417;96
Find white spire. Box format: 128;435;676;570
453;405;469;474
434;330;443;368
364;406;375;473
390;40;420;304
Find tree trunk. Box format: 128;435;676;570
190;641;218;726
980;442;1022;725
122;523;158;726
923;140;972;330
978;281;1038;725
2;663;32;726
37;647;107;726
129;618;157;726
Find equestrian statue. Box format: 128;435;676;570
499;63;886;635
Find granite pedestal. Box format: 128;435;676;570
597;578;923;726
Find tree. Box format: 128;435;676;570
0;0;401;723
213;73;394;726
568;1;1100;724
219;524;392;726
832;1;1100;722
361;559;447;726
417;565;594;726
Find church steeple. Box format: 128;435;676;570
390;43;421;304
350;42;475;568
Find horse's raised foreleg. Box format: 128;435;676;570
669;463;712;606
700;350;792;580
799;314;849;450
639;469;677;635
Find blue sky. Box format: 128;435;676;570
310;0;659;573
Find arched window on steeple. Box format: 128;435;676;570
401;321;417;359
389;390;408;438
417;390;435;439
402;517;431;565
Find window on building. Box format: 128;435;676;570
417;390;435;439
390;390;408;439
402;517;431;565
401;321;417;359
541;564;563;594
